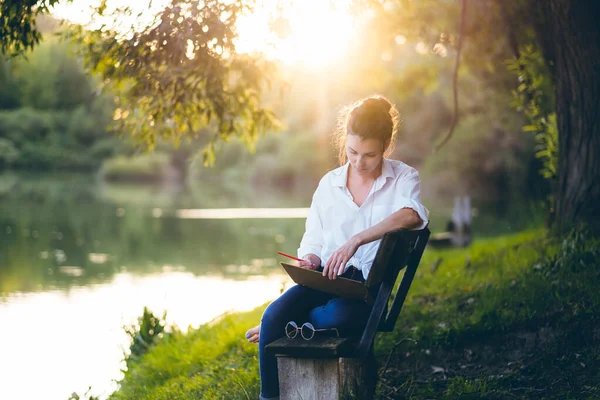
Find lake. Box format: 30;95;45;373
0;172;312;400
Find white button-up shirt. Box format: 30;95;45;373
297;158;429;280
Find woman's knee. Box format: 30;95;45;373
309;304;349;329
261;299;286;331
261;287;305;336
309;298;371;331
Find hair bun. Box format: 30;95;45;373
361;96;392;115
335;94;400;166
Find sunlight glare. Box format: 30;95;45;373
235;0;357;67
0;272;291;400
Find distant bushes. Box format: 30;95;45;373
0;138;19;168
0;38;120;172
189;132;331;190
0;107;120;171
99;152;178;183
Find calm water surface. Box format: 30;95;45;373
0;172;311;400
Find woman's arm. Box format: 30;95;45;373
356;207;422;246
322;208;422;279
323;170;428;280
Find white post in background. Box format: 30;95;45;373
450;196;472;247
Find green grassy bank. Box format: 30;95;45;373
105;229;600;400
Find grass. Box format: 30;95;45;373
108;308;265;400
104;228;600;400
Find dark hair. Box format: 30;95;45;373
334;95;400;165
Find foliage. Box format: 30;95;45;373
110;307;265;400
70;0;281;165
2;0;281;165
123;307;168;370
99;152;174;183
67;387;100;400
507;45;558;181
0;38;120;171
360;0;531;92
190;131;331;191
0;0;64;57
0;138;20;167
361;1;560;188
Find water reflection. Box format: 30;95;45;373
0;271;291;400
0;172;309;295
0;172;307;400
176;207;309;219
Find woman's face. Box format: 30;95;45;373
345;134;386;177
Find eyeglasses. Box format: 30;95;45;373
285;321;339;340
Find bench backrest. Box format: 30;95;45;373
355;227;430;359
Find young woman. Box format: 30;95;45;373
245;95;429;400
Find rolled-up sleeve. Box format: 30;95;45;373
394;171;429;230
297;189;324;260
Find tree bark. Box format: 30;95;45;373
533;0;600;233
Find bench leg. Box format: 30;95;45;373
339;356;377;400
276;356;376;400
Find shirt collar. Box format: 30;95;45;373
331;162;350;187
330;159;396;187
381;158;395;181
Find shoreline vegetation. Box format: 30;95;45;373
81;228;599;400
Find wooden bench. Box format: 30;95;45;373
265;227;430;400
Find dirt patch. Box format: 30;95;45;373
377;318;600;399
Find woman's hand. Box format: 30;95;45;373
245;324;260;343
298;253;321;270
323;236;361;280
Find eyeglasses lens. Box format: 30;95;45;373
301;322;315;340
285;321;298;338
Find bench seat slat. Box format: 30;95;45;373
266;337;355;358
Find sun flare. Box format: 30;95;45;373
235;0;357;68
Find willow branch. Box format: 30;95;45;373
435;0;467;151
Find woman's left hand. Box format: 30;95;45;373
323;236;361;280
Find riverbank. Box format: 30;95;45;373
104;228;599;400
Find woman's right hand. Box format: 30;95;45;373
298;253;321;270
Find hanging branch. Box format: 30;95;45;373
435;0;467;151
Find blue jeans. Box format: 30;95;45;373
258;267;373;399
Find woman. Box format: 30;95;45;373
246;95;429;400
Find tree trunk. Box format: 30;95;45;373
533;0;600;233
